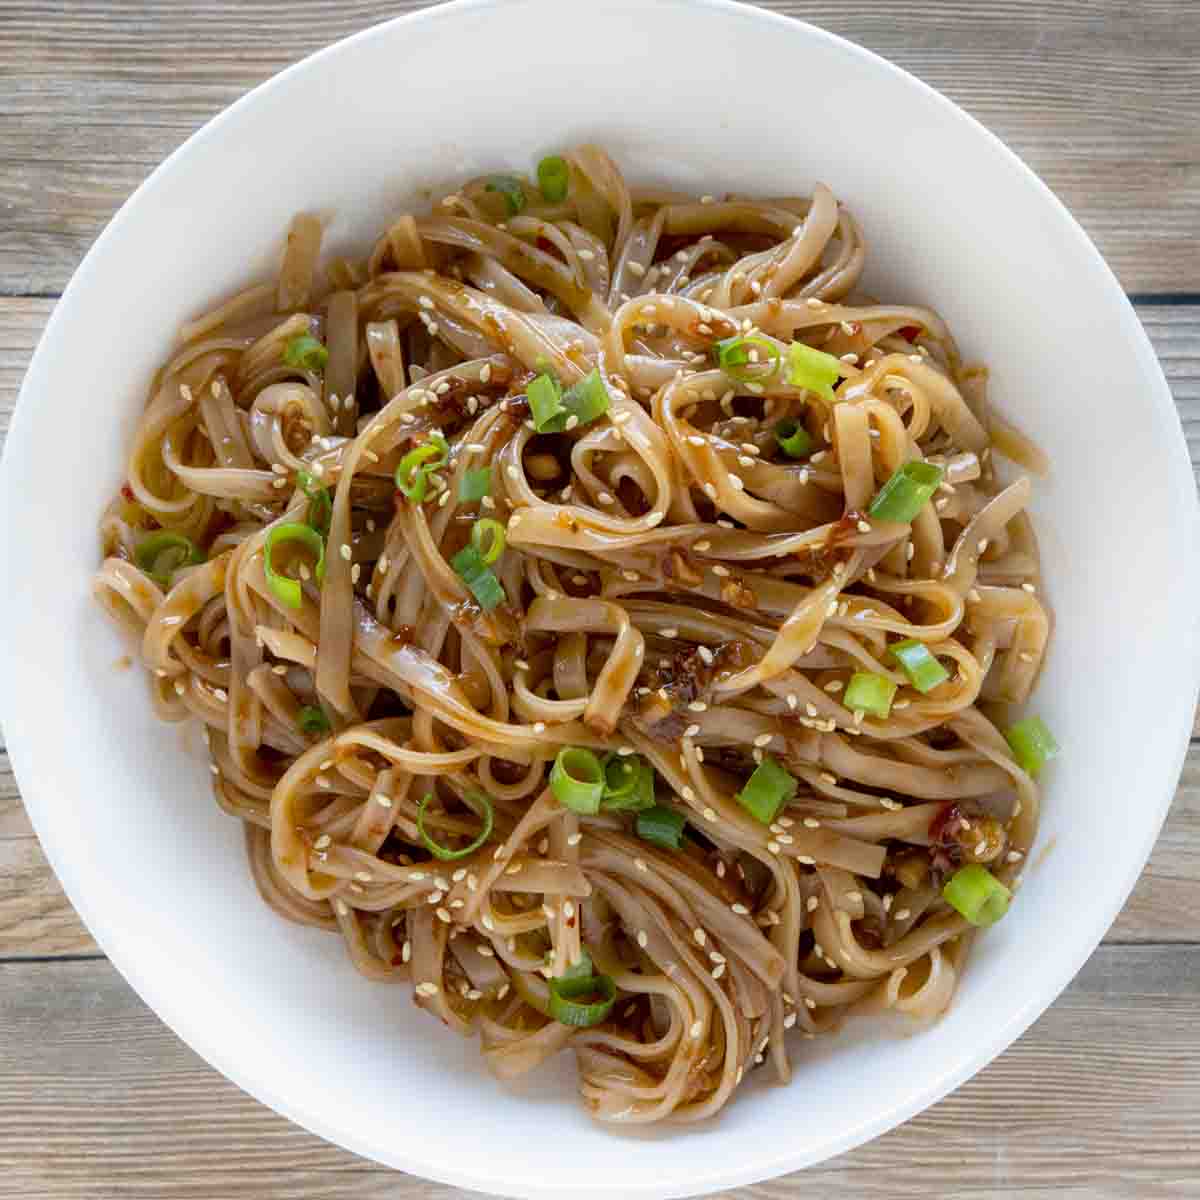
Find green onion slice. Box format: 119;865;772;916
889;639;950;693
843;671;898;719
529;368;611;434
867;460;945;523
785;342;842;402
715;335;782;382
562;368;610;427
942;864;1011;927
774;418;813;459
484;175;526;216
550;747;605;815
134;532;204;589
297;705;330;736
417;790;495;861
283;334;329;373
548;968;617;1028
537;155;570;203
470;518;506;565
394;432;449;502
264;522;326;609
635;804;687;850
458;466;492;502
528;372;566;432
601;754;656;812
560;948;595;982
735;756;798;825
1004;716;1059;778
296;468;332;534
450;544;506;611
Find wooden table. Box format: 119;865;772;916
2;2;1198;1195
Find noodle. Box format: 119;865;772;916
94;146;1050;1124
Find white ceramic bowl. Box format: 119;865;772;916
3;1;1198;1196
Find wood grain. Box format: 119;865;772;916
0;0;1197;295
0;948;1196;1199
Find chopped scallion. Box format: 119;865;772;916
843;671;898;718
942;864;1011;926
889;639;950;693
297;705;330;736
528;372;566;432
417;790;495;861
867;460;944;523
470;517;506;565
562;367;610;427
458;466;492;502
484;175;526;216
785;341;841;402
774;418;813;459
283;334;329;373
601;754;656;812
550;747;605;815
1004;716;1059;778
394;432;449;502
296;468;331;534
548;967;616;1028
537;155;570;203
134;531;204;589
714;335;781;383
635;804;687;850
450;543;506;610
735;756;797;825
263;522;326;609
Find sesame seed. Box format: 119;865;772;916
805;297;824;310
711;564;730;577
806;896;819;913
637;930;649;948
767;841;781;854
728;473;745;491
314;834;331;850
339;543;352;561
894;908;911;921
693;928;707;946
681;786;696;802
704;807;718;822
415;982;439;997
731;903;750;915
753;732;773;747
661;627;678;638
627;261;646;278
533;722;546;733
856;520;871;534
798;855;816;866
1022;582;1037;593
688;700;708;712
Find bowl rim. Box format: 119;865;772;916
3;0;1198;1195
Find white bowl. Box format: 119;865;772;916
3;1;1198;1195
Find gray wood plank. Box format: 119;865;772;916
0;949;1196;1199
0;0;1197;295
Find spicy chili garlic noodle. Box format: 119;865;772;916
94;146;1057;1124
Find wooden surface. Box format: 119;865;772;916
1;2;1198;1196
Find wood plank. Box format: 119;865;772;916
0;0;1197;295
0;297;53;439
0;947;1195;1198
